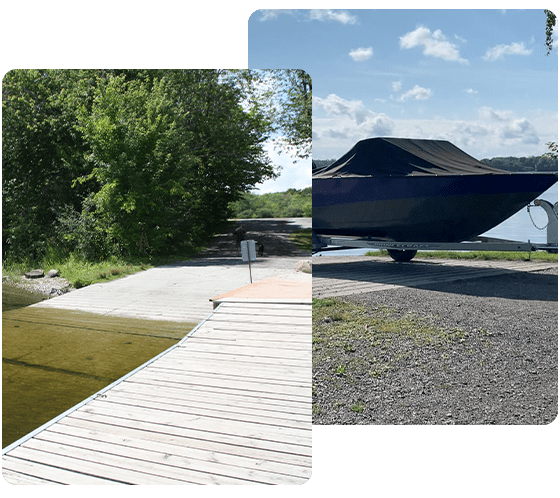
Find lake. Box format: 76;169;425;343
2;284;196;448
314;182;558;256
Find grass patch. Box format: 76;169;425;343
289;228;312;252
350;402;365;413
313;298;469;392
2;248;198;289
365;249;557;261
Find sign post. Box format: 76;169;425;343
240;240;257;283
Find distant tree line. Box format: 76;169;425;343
3;69;311;262
313;156;558;173
480;156;558;172
229;187;311;219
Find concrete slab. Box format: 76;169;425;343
32;256;311;323
312;255;557;298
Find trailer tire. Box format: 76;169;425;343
387;249;417;262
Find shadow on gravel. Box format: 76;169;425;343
416;271;557;302
313;259;557;301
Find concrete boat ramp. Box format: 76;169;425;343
313;255;557;298
3;257;311;484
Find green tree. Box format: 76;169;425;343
545;9;557;55
544;10;557;158
2;70;91;259
3;69;278;261
229;70;312;160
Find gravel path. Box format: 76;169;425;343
312;266;557;425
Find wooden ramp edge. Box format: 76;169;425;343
2;299;312;485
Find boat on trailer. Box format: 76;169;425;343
312;138;558;261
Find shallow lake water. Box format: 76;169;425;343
2;284;196;448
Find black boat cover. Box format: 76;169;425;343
313;137;508;178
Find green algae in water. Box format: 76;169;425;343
3;304;197;448
2;283;46;312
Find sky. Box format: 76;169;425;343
249;9;558;162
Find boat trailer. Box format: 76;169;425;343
312;199;558;262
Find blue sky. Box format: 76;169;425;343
249;9;558;162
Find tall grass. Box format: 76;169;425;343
2;245;154;288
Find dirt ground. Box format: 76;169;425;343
196;218;312;258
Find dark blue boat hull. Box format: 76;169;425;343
313;173;558;242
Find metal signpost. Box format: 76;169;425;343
241;240;257;283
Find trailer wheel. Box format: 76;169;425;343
387;249;417;262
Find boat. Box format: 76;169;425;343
313;137;558;243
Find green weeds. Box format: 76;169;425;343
365;249;557;261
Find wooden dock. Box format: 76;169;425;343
2;298;311;484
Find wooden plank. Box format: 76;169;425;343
174;341;310;360
3;452;133;484
168;348;310;368
111;379;310;410
206;314;309;325
217;302;311;311
108;385;310;420
145;358;311;385
65;412;311;460
10;440;226;484
133;367;310;398
146;366;311;391
79;402;311;445
38;427;307;484
194;324;311;344
2;467;59;485
210;307;311;317
201;321;309;333
184;336;311;351
54;418;311;477
97;391;310;429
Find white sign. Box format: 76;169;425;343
241;240;257;262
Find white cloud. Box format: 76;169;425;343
392;81;402;92
396;85;432;102
308;9;358;25
483;42;532;61
313;93;369;124
313;94;394;155
399;26;469;64
465;88;478;94
313;99;548;160
258;10;295;21
349;46;373;62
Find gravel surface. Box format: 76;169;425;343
313;266;557;425
196;218;311;258
3;275;72;297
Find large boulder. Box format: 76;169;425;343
45;269;59;278
25;269;44;279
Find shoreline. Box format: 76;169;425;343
2;275;73;297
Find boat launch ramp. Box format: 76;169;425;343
312;255;557;299
3;259;311;484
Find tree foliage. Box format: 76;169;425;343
545;9;557;55
228;70;312;160
2;69;284;260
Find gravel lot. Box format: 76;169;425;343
312;266;557;425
